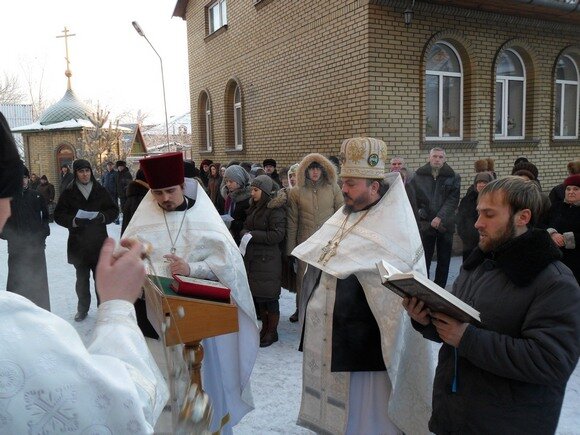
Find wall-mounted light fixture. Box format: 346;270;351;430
404;0;416;26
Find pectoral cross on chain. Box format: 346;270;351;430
318;240;338;266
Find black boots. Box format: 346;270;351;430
260;313;279;347
289;309;298;323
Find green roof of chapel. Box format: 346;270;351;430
39;89;93;126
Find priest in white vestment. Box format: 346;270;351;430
123;152;259;434
293;137;436;435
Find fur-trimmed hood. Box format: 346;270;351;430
268;188;287;209
296;153;338;187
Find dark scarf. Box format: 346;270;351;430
463;228;562;287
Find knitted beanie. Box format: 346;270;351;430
251;175;274;195
224;164;249;187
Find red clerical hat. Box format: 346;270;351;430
140;152;184;189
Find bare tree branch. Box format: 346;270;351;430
0;73;25;104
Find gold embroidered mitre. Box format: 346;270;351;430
338;137;388;179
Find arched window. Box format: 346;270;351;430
233;85;243;150
495;49;526;139
555;54;579;139
425;42;463;140
198;91;212;152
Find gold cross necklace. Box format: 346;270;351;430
318;208;370;266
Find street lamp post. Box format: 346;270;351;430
132;21;171;148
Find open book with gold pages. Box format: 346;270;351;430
376;260;481;324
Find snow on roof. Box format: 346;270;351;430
12;119;132;133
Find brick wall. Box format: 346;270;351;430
184;0;579;193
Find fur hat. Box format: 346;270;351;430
251;174;274;195
513;169;536;181
263;158;276;168
115;160;126;168
512;161;538;180
224;164;250;187
200;159;213;168
474;158;495;173
183;160;198;178
73;159;92;172
139;152;184;189
564;174;580;188
568;161;580;175
339;137;388;179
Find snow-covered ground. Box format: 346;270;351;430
1;222;579;434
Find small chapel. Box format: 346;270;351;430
12;27;147;198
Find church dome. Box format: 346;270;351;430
39;89;93;126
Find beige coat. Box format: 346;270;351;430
286;153;343;255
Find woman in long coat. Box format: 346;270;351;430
286;153;343;322
242;175;286;347
547;174;580;284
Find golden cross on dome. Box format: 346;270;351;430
56;27;76;90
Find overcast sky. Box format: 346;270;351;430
1;0;190;124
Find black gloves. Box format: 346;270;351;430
75;213;106;227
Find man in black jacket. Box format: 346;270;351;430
115;160;133;211
404;176;580;434
1;166;51;310
410;147;460;288
55;159;119;321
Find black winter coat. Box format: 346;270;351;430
548;200;580;283
1;188;50;248
116;168;133;202
224;186;251;245
410;162;461;232
456;189;479;252
121;180;149;235
54;179;119;265
243;193;286;299
59;172;74;194
415;229;580;434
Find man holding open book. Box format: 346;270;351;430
404;176;580;434
292;137;435;435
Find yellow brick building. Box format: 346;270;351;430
174;0;579;190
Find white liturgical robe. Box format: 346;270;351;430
0;291;169;434
123;181;259;433
292;171;436;435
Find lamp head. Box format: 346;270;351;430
403;8;413;26
132;21;145;37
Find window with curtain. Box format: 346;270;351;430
425;42;463;140
555;54;579;139
495;49;526;139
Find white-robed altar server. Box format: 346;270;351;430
123;152;259;434
0;111;169;434
293;137;436;434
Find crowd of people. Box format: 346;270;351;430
1;104;579;434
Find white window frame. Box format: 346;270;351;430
205;96;212;152
495;49;526;140
425;41;464;141
233;85;243;150
208;0;227;34
554;54;580;140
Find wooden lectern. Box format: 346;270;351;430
143;275;239;390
